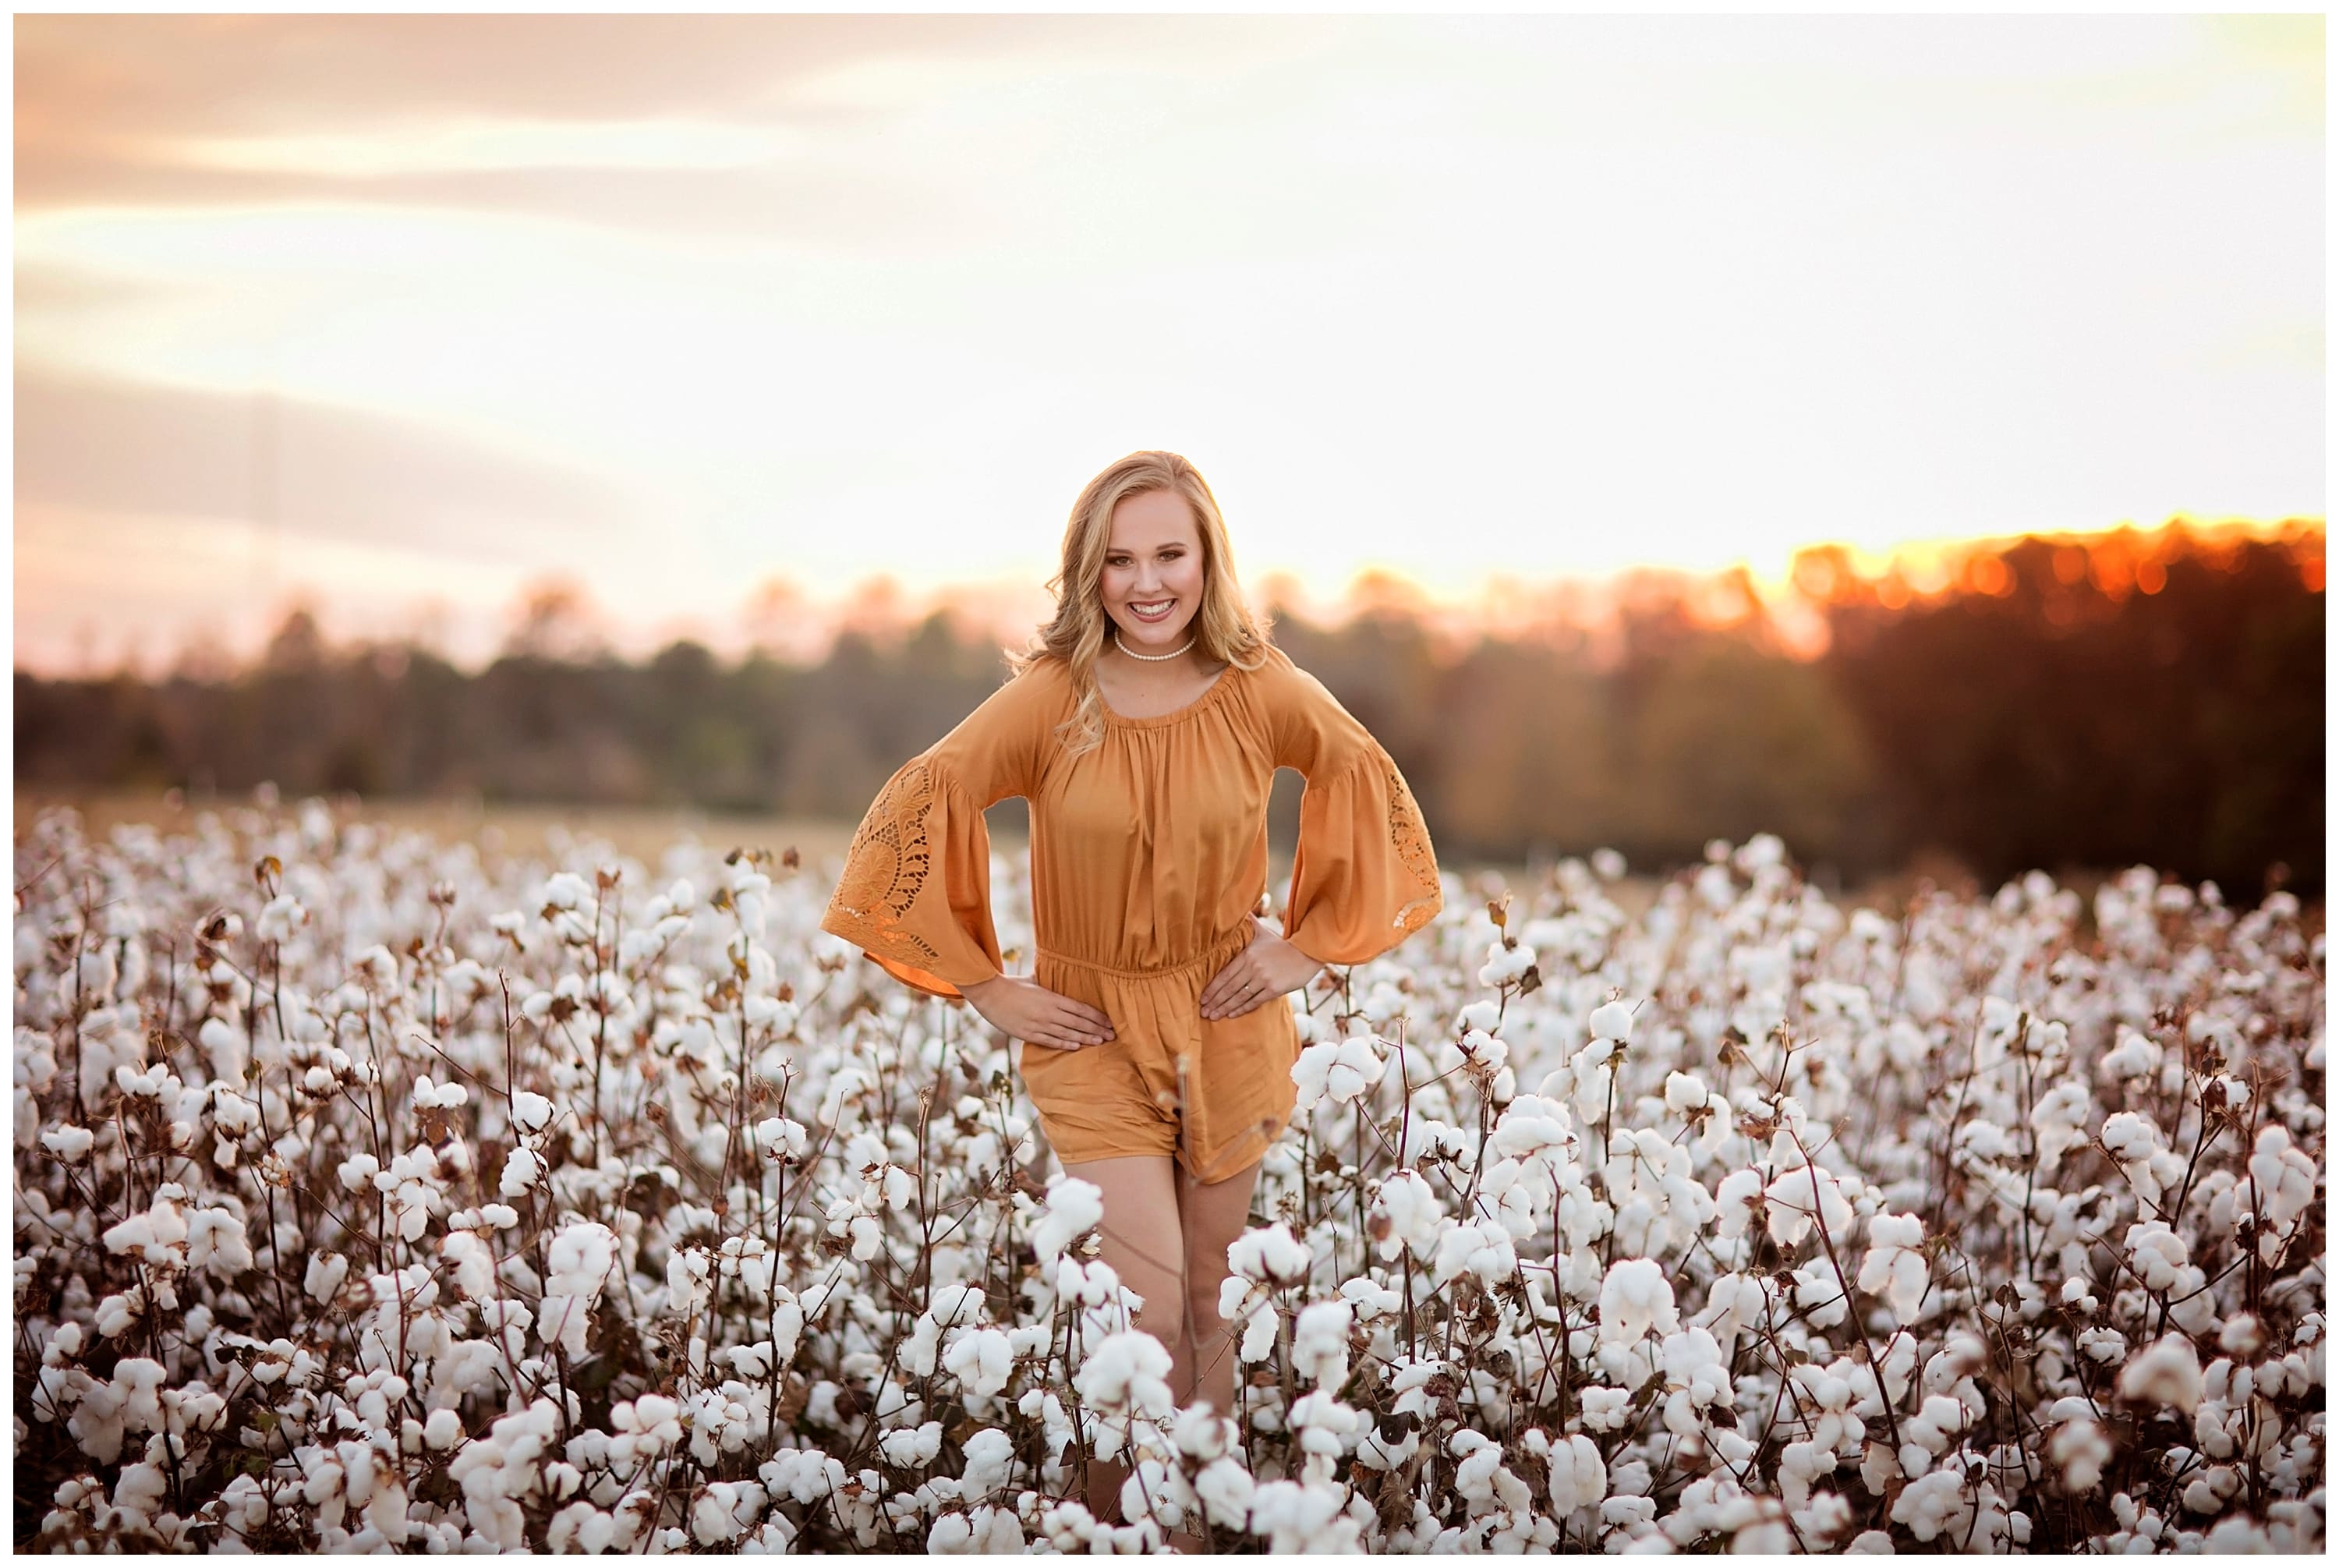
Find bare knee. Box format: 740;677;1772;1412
1134;1273;1187;1350
1185;1264;1229;1340
1095;1221;1189;1349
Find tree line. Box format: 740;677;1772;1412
14;525;2321;900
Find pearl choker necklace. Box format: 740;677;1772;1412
1113;628;1194;661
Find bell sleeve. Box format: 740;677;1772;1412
1269;656;1445;965
820;667;1051;1001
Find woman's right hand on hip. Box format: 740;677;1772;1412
959;975;1116;1050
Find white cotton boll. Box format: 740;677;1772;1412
434;1232;494;1304
2049;1418;2111;1492
2100;1025;2160;1082
942;1328;1014;1400
509;1091;552;1133
545;1222;616;1299
1598;1258;1679;1347
1456;1000;1504;1035
1661;1327;1730;1400
2100;1111;2166;1205
1246;1478;1350;1554
1193;1457;1255;1529
115;1062;170;1098
1290;1042;1337;1111
1323;1032;1388;1100
1891;1471;1972;1543
2079;1326;2128;1365
537;1294;593;1361
1370;1170;1445;1262
2027;1080;2094;1174
2245;1125;2317;1232
1663;1072;1711;1115
954;1427;1014;1499
1868;1211;1923;1251
1444;1028;1509;1078
1477;940;1538;988
255;894;306;944
1576;1386;1632;1432
1355;1421;1418;1473
2217;1315;2263;1358
1547;1432;1607;1513
1237;1304;1279;1364
1431;1219;1517;1288
1290;1301;1353;1388
198;1017;249;1084
1589;1000;1636;1043
1290;1391;1363;1459
211;1088;260;1137
1172;1405;1237;1463
76;1004;145;1107
540;872;591;911
879;1421;943;1468
927;1282;985;1326
1764;1165;1853;1249
667;1248;714;1320
755;1116;808;1164
1074;1331;1173;1416
2125;1223;2189;1294
2118;1334;2203;1414
186;1207;254;1274
303;1250;350;1304
1031;1176;1102;1268
1339;1276;1402;1320
1858;1212;1930;1322
337;1152;380;1192
499;1145;543;1198
1056;1258;1131;1330
40;1124;94;1162
1488;1095;1573;1167
1896;1395;1969;1476
424;1407;464;1451
1712;1168;1765;1241
1227;1222;1311;1286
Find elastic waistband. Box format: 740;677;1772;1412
1037;924;1255;982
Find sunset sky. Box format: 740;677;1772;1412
13;13;2323;674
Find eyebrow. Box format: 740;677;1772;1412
1106;544;1187;555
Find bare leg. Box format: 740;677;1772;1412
1059;1155;1186;1528
1177;1158;1263;1423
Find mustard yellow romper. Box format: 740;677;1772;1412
819;642;1442;1185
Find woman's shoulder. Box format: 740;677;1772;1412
1233;639;1329;708
1230;639;1375;768
1002;648;1078;704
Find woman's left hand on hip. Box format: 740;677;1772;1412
1199;921;1325;1020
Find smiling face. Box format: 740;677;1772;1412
1099;487;1208;656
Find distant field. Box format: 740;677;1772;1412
19;790;1672;917
15;790;865;872
21;790;2271;928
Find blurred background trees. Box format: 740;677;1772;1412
15;522;2322;899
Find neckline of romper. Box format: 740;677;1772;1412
1095;658;1237;730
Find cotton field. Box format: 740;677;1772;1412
12;799;2327;1554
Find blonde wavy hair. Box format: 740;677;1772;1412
1007;451;1274;756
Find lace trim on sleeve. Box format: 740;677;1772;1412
1379;748;1442;934
825;756;943;970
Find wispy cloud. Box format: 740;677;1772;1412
13;14;2321;674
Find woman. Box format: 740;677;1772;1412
819;450;1442;1525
